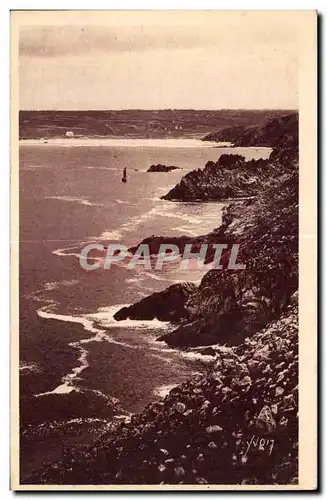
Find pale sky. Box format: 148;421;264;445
18;11;299;110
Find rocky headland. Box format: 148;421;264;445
161;154;270;201
24;114;299;486
202;112;298;148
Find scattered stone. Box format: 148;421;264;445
195;476;208;484
206;425;223;434
174;466;185;478
256;405;276;433
176;402;186;413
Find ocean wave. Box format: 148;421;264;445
35;303;171;395
153;383;178;398
19;362;41;374
98;230;122;241
43;279;79;292
52;245;83;258
20;164;50;170
37;307;104;335
87;304;170;331
45;195;102;207
171;226;199;236
96;204;169;243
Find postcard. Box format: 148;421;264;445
11;10;317;490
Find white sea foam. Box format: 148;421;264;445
87;304;170;331
43;280;79;292
19;362;41;374
171;226;199;236
153;383;178;398
45;195;101;207
98;230;122;241
37;307;105;336
35;303;171;395
96;204;167;242
179;351;215;363
52;245;83;258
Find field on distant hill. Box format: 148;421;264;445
19;109;293;140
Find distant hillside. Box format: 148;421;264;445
19;109;293;140
202;112;298;148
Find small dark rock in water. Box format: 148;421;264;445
147;164;181;172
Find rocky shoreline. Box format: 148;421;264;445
24;113;299;486
27;295;298;485
161;154;270;201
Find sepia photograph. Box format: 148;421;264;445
11;10;317;490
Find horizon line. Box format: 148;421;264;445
19;108;298;112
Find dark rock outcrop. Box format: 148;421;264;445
147;164;181;172
114;283;197;322
162;155;270;201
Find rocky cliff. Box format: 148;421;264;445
202;112;298;148
159;163;298;348
24;120;299;486
162;154;270;201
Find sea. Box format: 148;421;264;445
19;137;271;479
